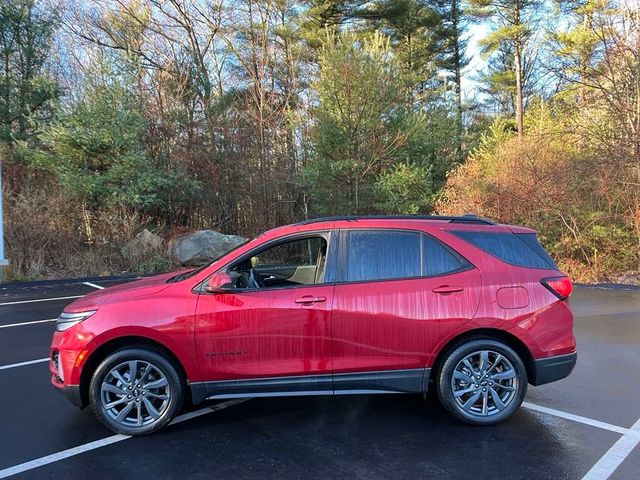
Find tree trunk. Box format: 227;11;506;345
579;10;593;104
515;46;524;138
514;2;524;139
452;0;463;158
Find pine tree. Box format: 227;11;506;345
436;0;469;157
355;0;442;102
553;0;609;101
304;32;430;214
0;0;59;148
469;0;544;137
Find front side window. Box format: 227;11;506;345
229;236;328;289
344;230;469;283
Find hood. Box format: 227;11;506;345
63;270;188;312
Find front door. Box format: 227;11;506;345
194;233;335;398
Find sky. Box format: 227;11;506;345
461;22;490;100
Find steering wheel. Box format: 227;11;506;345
247;268;265;289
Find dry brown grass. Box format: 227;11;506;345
3;180;173;281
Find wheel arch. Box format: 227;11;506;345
78;336;189;408
428;328;535;388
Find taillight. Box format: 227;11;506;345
541;276;573;300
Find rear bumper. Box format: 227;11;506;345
531;352;577;386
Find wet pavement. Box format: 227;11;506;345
0;280;638;479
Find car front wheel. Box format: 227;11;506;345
89;347;184;435
437;339;527;425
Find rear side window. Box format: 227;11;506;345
452;231;557;269
422;235;468;276
344;230;469;282
346;231;421;281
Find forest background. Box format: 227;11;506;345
1;0;639;283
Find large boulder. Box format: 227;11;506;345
171;230;247;265
121;229;164;262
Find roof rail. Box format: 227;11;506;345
295;214;495;226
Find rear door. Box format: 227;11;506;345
331;229;482;393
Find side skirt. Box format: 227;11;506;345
333;368;429;394
190;368;430;404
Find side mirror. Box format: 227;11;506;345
204;272;235;293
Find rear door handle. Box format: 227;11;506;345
295;295;327;304
432;286;464;294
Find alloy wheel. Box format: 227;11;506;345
100;360;171;428
450;350;518;417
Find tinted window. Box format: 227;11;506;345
346;231;421;282
422;235;467;276
452;231;557;269
518;233;558;268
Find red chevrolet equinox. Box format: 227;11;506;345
50;215;576;435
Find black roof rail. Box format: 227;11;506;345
295;214;495;226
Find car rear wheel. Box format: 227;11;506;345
437;339;527;425
89;348;184;435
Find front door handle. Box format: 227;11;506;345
295;295;327;304
432;285;464;294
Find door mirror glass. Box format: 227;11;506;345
204;272;234;293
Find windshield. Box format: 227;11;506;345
167;238;252;283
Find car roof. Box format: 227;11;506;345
295;215;496;226
261;215;536;239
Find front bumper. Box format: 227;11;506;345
51;376;85;408
50;348;86;408
531;352;577;386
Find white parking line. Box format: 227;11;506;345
82;282;105;290
0;399;249;479
522;402;640;439
582;418;640;480
0;318;56;329
0;358;49;371
0;295;83;306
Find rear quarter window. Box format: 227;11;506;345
452;231;558;270
422;235;470;276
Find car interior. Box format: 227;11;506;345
229;237;327;289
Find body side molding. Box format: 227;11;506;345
189;368;430;404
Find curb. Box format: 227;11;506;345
575;282;640;291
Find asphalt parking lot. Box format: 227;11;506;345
0;279;639;479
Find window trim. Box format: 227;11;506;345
198;230;337;294
335;228;474;285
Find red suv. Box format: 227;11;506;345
50;216;576;435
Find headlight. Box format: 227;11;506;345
56;310;97;332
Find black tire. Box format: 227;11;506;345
437;339;527;425
89;347;184;435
